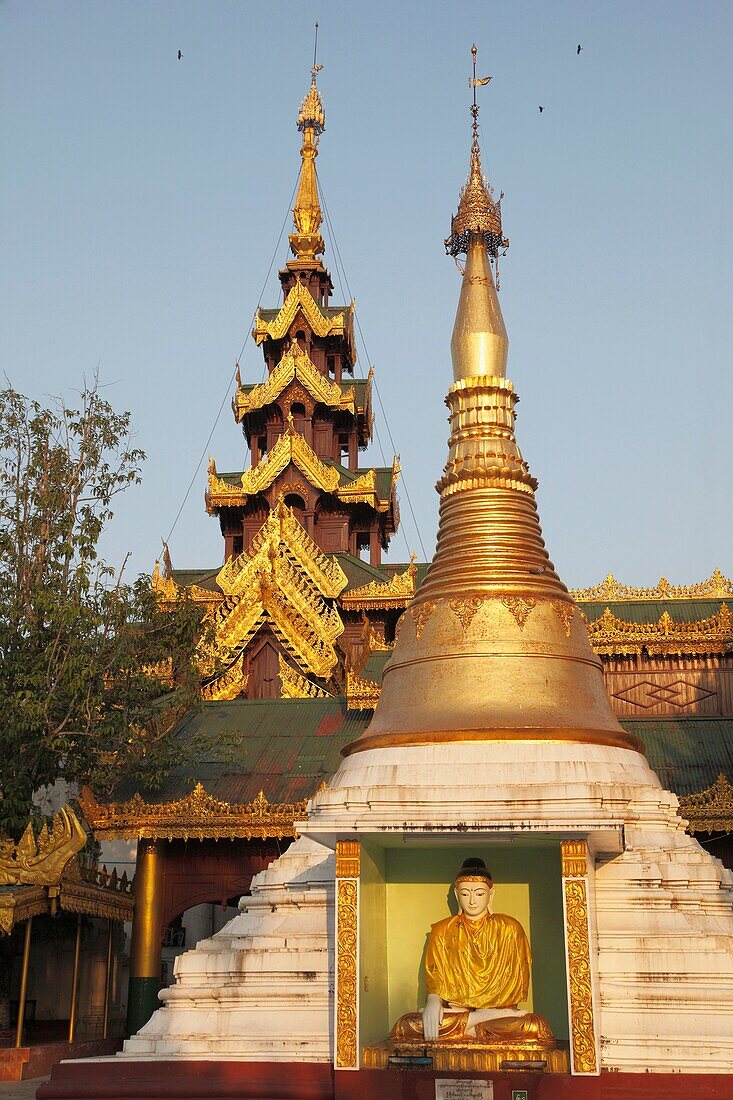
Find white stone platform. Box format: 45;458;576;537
116;738;733;1073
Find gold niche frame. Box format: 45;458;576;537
561;839;600;1075
334;839;360;1070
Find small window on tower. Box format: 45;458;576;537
356;531;370;562
327;355;335;375
339;433;349;461
258;435;267;457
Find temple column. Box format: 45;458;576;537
348;432;357;470
127;839;164;1036
561;839;601;1075
334;840;360;1071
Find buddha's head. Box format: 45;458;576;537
453;857;494;921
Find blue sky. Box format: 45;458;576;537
2;1;731;586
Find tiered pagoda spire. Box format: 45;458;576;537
346;55;641;755
155;67;411;703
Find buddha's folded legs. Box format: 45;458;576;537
390;1008;555;1048
390;1009;470;1042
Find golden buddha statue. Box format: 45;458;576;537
390;859;555;1049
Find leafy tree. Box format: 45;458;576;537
0;381;211;840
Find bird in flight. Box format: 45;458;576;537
577;44;582;55
539;105;544;113
177;50;183;60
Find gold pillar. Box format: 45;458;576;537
102;919;113;1039
561;840;599;1075
68;913;82;1044
14;917;33;1048
126;838;165;1036
334;840;360;1071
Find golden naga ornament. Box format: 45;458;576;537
0;806;87;887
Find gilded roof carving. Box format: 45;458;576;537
278;654;331;700
678;774;733;833
79;783;308;842
207;437;397;515
253;282;354;346
583;603;733;657
234;337;356;420
209;501;346;678
571;569;733;603
202;658;249;702
341;557;417;609
345;667;381;711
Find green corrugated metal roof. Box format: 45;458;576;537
171;568;221;591
620;718;733;795
112;698;370;806
109;702;733;808
578;599;733;623
335;553;390;589
362;651;391;681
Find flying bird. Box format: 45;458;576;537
177;50;183;60
538;105;544;113
577;44;582;55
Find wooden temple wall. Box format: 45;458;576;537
600;655;733;717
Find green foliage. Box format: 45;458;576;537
0;382;210;839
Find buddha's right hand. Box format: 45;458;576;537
422;994;444;1040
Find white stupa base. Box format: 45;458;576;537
122;838;334;1062
116;741;733;1074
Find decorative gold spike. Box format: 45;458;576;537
290;68;326;261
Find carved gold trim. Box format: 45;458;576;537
0;888;48;935
363;1043;570;1073
583;603;733;657
80;783;308;841
201;659;248;701
335;839;359;1070
235;338;356;420
239;429;340;496
570;568;733;602
253;281;353;345
335;839;361;879
410;599;437;640
449;594;484;631
0;807;87;888
561;839;589;878
561;840;597;1075
551;600;576;638
218;500;347;599
501;595;537;630
679;773;733;833
278;654;331;699
342;560;416;610
0;855;135;935
345;668;381;711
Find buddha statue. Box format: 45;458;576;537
390;858;555;1049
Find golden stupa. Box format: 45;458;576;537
346;81;641;758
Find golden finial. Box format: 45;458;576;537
445;44;507;259
290;25;326;262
